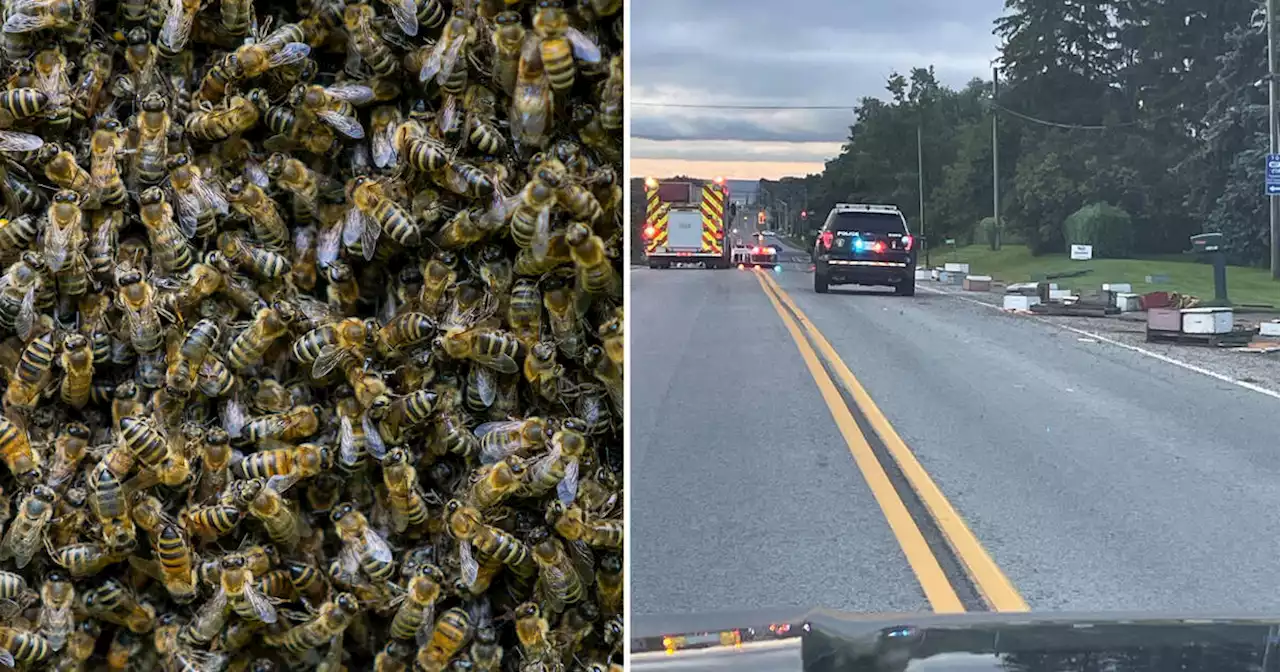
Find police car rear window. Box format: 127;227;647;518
829;212;906;235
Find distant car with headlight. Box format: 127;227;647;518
744;234;778;269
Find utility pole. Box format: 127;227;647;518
992;66;1001;251
1270;0;1280;277
917;122;927;267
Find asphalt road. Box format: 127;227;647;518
631;239;1280;619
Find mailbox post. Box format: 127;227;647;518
1190;232;1228;305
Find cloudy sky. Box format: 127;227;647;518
630;0;1006;180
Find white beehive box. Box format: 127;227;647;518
1260;321;1280;337
1103;283;1132;292
1048;289;1073;300
915;268;931;281
1114;292;1141;312
1181;307;1233;334
1003;295;1040;311
944;262;970;273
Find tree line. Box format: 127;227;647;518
757;0;1274;265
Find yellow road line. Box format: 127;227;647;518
752;271;965;613
760;271;1029;612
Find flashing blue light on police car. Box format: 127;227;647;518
853;238;866;251
774;265;782;273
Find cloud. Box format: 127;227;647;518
631;139;843;164
630;0;1005;163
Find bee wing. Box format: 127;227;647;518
2;12;51;33
310;345;350;378
16;285;36;341
436;35;467;86
0;645;14;668
317;222;342;267
243;160;270;188
160;0;194;52
0;131;43;152
337;414;360;468
384;0;417;36
358;211;380;261
361;411;386;460
267;42;311;69
318;109;365;139
530;206;552;260
476;351;516;374
221;397;247;439
563;27;602;64
360;526;393;564
371;125;397;169
471;366;496;407
338;544;361;575
567;538;595;586
474;420;519;438
44;218;71;272
341;205;367;247
177;649;228;672
326;83;376;105
267;470;301;494
440;95;459;135
242;580;279;623
556;458;579;506
414;602;436;647
172;193;201;238
192;587;229;630
419;38;448;83
194;172;231;214
458;539;478;587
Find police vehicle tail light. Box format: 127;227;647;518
820;231;833;249
871;241;885;253
902;234;914;251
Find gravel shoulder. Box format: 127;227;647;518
921;281;1280;397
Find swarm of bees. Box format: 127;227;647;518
0;0;624;668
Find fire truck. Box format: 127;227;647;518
640;177;732;269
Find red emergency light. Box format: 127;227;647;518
902;234;914;251
820;231;833;249
643;225;656;239
872;241;885;253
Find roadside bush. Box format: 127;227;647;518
1062;202;1135;258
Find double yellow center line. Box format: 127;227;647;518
752;269;1028;614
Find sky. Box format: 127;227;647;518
629;0;1006;181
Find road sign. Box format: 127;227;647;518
1266;154;1280;195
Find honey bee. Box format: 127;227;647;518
130;521;197;604
376;311;436;358
546;500;620;549
5;331;56;411
79;577;155;633
1;0;80;36
236;476;308;550
185;94;260;142
415;607;473;672
512;602;553;666
381;448;430;533
263;592;360;652
137;187;194;274
542;281;582;359
156;0;199;56
388;562;443;641
370;105;402;169
166;153;229;239
446;500;536;591
330;501;394;581
231;440;331;493
344;3;401;77
528;530;583;612
218;231;293;280
509;37;551;152
227;302;295;370
115;266;162;353
440;325;521;374
490;10;523;95
0;251;47;340
0;625;52;665
530;0;601;95
44;421;88;490
508;159;559;254
291;316;376;378
292;82;373;139
466;457;525;510
419;7;474;95
201;553;280;627
474;417;549;465
36;571;73;651
264;152;325;220
342;175;422;259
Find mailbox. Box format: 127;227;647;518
1190;232;1223;253
1189;232;1229;304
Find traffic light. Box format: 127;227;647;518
800;210;808;219
757;211;766;225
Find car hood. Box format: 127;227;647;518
632;607;1280;672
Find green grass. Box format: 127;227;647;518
926;244;1280;308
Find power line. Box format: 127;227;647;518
630;101;855;110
